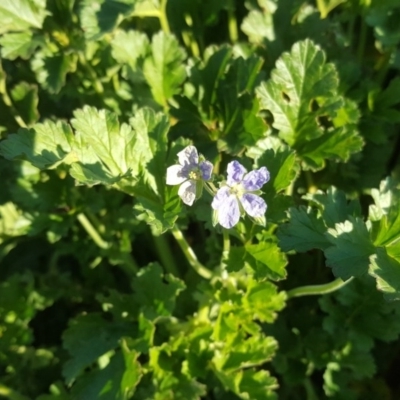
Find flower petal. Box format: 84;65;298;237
212;187;240;229
177;145;199;166
199;160;213;180
166;165;187;185
227;161;247;186
240;193;267;218
211;186;230;210
178;179;197;206
242;167;270;191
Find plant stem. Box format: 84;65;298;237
0;384;30;400
221;229;230;267
203;182;216;196
227;7;238;43
287;277;354;299
153;233;180;276
375;50;392;86
0;62;27;128
119;251;139;274
285;179;295;196
131;10;160;18
78;53;104;94
77;212;139;273
305;171;317;193
303;378;319;400
183;14;200;58
77;212;110;250
348;15;356;51
171;226;213;279
159;0;170;34
86;210;106;235
356;18;367;63
207;181;218;192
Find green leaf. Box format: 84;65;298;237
0;31;43;60
213;331;278;372
372;207;400;250
133;263;185;321
62;313;136;384
10;82;40;126
0;121;74;169
226;240;287;281
70;107;169;188
369;178;400;220
79;0;134;40
36;382;70;400
111;29;149;70
320;275;400;344
31;51;76;94
304;186;361;229
214;364;278;399
213;278;285;342
0;0;48;34
71;347;141;400
200;46;233;113
69;145;117;185
265;193;294;223
226;246;246;273
71;106;136;178
325;218;375;280
256;39;339;146
299;124;364;170
149;345;207;399
217;95;267;154
241;9;276;44
246;138;298;222
216;55;267;153
277;206;330;252
134;185;181;235
256;39;363;170
249;137;299;193
370;179;400;251
370;77;400;123
245;241;288;281
127;107;169;195
366;4;400;48
369;248;400;301
239;369;278;400
143;32;187;106
243;280;287;323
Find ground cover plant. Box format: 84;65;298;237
1;0;400;399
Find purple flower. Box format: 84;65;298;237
166;145;213;205
212;161;270;229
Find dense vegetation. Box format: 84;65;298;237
1;0;400;399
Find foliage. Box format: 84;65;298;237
1;0;400;399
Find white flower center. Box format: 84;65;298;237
188;168;201;180
229;183;245;197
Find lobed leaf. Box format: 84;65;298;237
0;0;48;34
71;106;135;177
370;248;400;301
62;313;136;384
0;121;74;169
31;51;76;94
245;241;288;281
257;39;363;170
325;218;375;280
277;206;330;252
79;0;134;40
0;31;43;60
143;32;187;106
304;186;361;229
133;263;185;321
